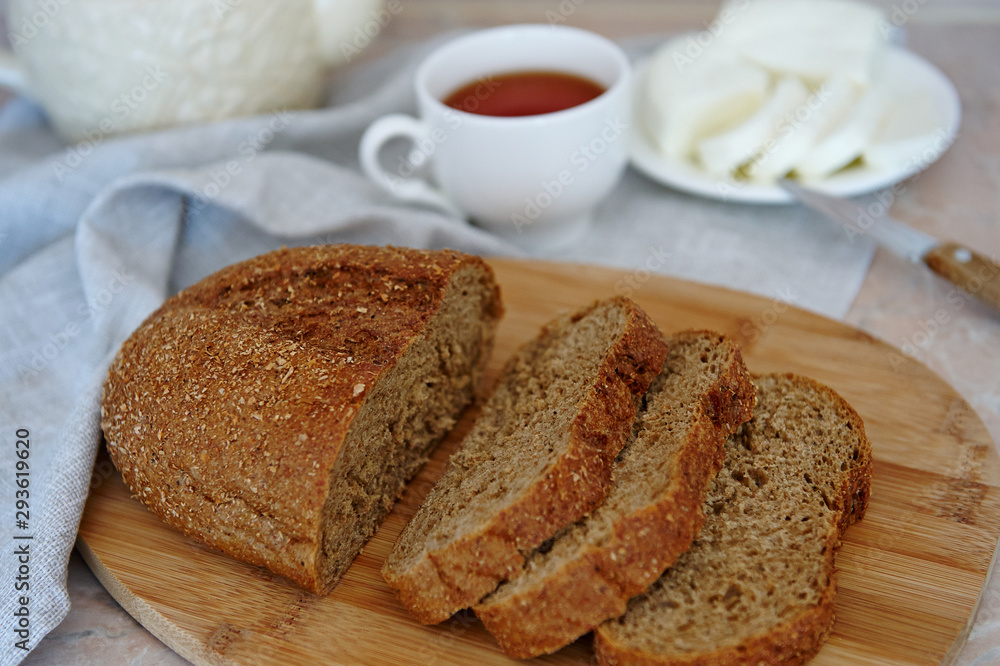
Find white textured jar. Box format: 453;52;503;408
6;0;324;142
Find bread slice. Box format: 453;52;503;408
594;373;873;666
102;244;503;595
382;297;669;624
474;331;756;658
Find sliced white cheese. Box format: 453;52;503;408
642;38;769;161
717;0;888;86
795;84;890;180
750;75;860;183
696;76;809;177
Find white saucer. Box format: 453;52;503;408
628;45;962;204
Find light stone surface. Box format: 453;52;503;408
6;1;1000;664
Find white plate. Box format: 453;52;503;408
628;45;962;204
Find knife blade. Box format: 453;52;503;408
780;179;1000;312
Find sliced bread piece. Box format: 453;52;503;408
594;373;873;666
474;331;756;658
382;297;670;624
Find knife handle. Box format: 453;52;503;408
923;242;1000;312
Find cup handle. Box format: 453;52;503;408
0;47;27;93
359;114;465;218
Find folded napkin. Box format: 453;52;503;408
0;34;874;665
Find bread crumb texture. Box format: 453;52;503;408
382;296;669;624
101;244;503;594
594;373;872;666
475;330;756;658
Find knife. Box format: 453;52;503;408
780;179;1000;312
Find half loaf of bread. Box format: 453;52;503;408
382;297;669;624
101;244;503;595
475;330;756;658
594;373;872;665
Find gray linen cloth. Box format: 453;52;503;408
0;35;875;665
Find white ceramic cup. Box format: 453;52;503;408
359;25;632;246
0;0;385;143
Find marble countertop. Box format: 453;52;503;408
9;1;1000;664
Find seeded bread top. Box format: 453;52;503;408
101;244;501;544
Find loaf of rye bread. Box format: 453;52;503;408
475;330;757;658
101;244;503;595
594;373;873;665
382;297;670;624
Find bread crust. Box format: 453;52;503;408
475;332;756;658
593;373;873;666
383;297;670;623
101;244;502;594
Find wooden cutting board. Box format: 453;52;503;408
77;258;1000;666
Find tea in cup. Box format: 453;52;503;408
359;24;633;246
